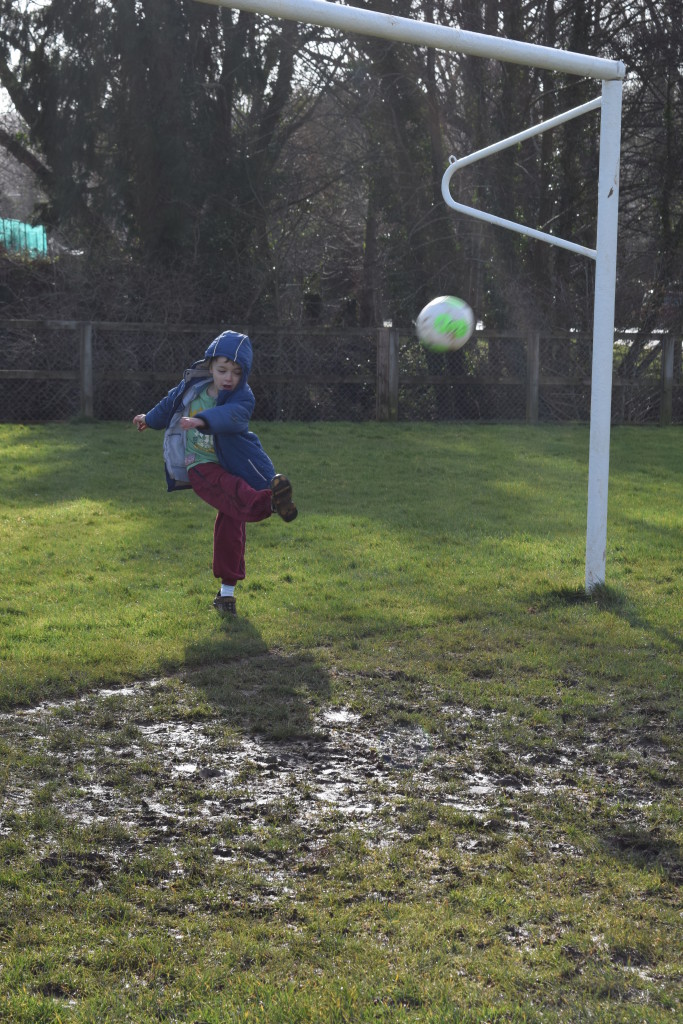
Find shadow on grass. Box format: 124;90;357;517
598;820;683;886
544;583;629;609
536;584;682;652
184;618;331;741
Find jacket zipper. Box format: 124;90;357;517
248;459;268;483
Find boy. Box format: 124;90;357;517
133;330;297;616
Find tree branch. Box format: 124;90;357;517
0;125;53;191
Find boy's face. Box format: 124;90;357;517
210;356;243;393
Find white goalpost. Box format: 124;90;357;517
196;0;626;593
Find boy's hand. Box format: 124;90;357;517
133;414;147;431
180;416;205;430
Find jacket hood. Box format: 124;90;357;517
204;331;252;373
189;331;253;389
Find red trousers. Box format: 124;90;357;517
188;463;272;585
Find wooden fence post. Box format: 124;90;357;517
79;322;94;418
526;331;540;424
660;334;675;427
376;327;399;421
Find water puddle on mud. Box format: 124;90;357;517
0;681;497;846
0;676;669;873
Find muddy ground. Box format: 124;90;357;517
1;668;679;896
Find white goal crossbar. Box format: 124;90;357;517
197;0;625;80
196;0;626;592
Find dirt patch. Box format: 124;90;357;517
2;682;449;839
1;676;679;888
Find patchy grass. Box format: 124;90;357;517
0;422;681;1022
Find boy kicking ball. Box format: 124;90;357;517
133;330;297;616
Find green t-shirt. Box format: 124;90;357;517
184;385;218;470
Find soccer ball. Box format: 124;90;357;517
416;295;475;352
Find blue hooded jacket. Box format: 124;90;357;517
144;331;276;492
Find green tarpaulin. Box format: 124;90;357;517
0;218;47;258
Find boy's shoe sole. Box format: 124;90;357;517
271;474;298;522
213;593;237;616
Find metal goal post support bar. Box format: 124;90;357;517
195;0;625;592
441;97;603;260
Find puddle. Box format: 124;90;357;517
0;679;675;883
320;708;361;726
0;687;462;852
0;680;165;721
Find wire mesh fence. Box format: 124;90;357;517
0;319;680;425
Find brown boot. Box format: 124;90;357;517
271;474;298;522
213;592;237;616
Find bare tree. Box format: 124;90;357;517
0;0;680;339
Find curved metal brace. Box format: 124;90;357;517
441;97;602;261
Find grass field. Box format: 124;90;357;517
0;421;681;1023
